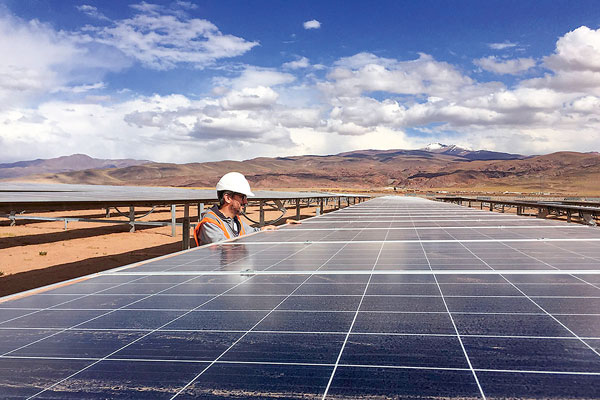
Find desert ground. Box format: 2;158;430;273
0;201;335;297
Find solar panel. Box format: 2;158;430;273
1;196;600;398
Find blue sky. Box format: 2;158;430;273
1;0;600;163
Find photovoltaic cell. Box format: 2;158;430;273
1;196;600;399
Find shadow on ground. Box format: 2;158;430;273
0;242;186;297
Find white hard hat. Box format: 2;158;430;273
216;172;255;197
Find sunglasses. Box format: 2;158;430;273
231;193;247;202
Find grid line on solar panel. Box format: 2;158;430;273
322;216;399;398
438;228;600;297
465;236;600;292
3;196;600;398
225;238;600;245
436;226;600;361
408;210;487;398
0;242;283;328
8;277;256;397
166;225;378;397
282;225;584;231
489;229;600;265
0;244;252;322
9;216;375;398
2;326;600;340
0;239;318;371
3;354;600;387
2;356;600;378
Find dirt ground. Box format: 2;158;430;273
0;201;342;297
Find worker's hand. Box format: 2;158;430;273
287;219;302;225
260;225;277;231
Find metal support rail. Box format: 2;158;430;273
2;195;370;250
436;196;599;226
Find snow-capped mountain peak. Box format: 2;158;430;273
422;143;474;153
446;144;473;152
423;142;445;151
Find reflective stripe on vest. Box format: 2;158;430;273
194;210;246;246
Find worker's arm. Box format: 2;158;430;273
258;219;302;231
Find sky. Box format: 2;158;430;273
1;1;600;163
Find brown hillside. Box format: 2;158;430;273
11;150;600;195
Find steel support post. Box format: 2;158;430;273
105;207;111;218
489;202;493;212
567;210;572;223
171;204;177;237
319;199;324;215
259;201;265;227
480;202;483;210
337;197;341;210
129;206;135;233
182;204;190;250
501;205;505;213
296;199;301;220
198;203;204;222
468;201;471;208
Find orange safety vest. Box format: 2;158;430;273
194;209;246;246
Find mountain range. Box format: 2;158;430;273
0;154;150;179
3;145;600;195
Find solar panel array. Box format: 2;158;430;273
0;183;359;203
1;196;600;399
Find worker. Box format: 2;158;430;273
194;172;277;246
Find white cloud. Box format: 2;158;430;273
0;16;79;102
323;53;472;97
76;5;109;21
474;56;536;74
129;2;165;15
567;95;600;114
274;108;322;128
0;93;296;163
326;119;371;136
334;52;398;69
52;82;106;94
216;66;296;90
303;19;321;30
545;26;600;72
282;56;310;69
0;14;128;107
488;41;518;50
220;86;279;110
520;26;600;95
329;97;404;128
175;1;198;10
523;70;600;94
5;14;600;164
80;6;259;70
